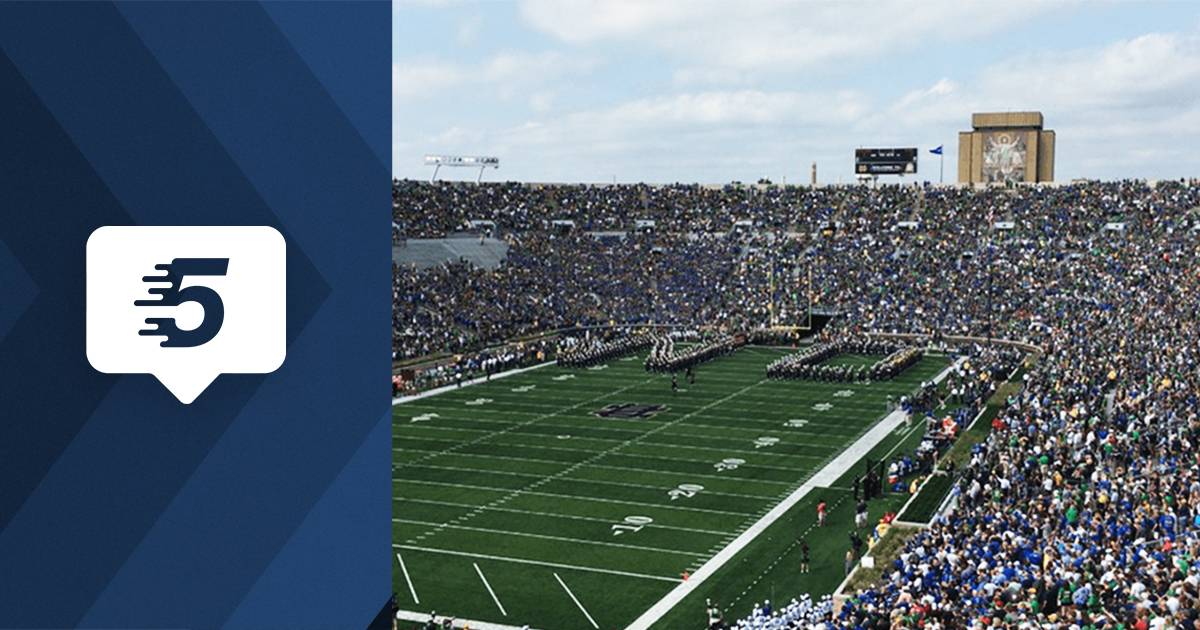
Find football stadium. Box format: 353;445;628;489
392;5;1200;628
391;173;1200;628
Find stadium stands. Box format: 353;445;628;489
394;177;1200;628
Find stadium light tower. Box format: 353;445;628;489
425;155;500;183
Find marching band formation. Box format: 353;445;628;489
645;334;743;373
556;332;656;368
766;338;922;382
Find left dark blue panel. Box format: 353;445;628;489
0;2;390;628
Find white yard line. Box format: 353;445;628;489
625;357;963;630
393;481;755;517
393;518;701;556
399;432;835;461
580;463;793;486
395;442;825;468
393;544;680;583
474;563;508;617
554;573;600;629
399;468;774;501
400;461;789;491
396;498;732;535
405;379;773;543
395;551;420;605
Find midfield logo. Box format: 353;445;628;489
594;403;666;419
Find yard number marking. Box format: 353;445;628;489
511;384;536;393
552;374;576;381
785;418;809;428
834;389;855;398
667;483;705;501
611;515;653;536
812;402;833;411
588;365;609;371
714;457;746;472
410;413;439;423
465;398;493;406
754;436;780;449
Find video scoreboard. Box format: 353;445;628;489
855;147;918;175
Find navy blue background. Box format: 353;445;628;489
0;2;390;627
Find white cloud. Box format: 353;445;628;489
393;51;600;102
567;90;867;128
529;91;556;112
519;0;1065;81
979;32;1200;112
456;14;484;45
393;59;466;100
857;30;1200;179
442;89;871;182
396;6;1200;183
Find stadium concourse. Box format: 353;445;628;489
393;178;1200;628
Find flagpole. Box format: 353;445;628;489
930;145;945;184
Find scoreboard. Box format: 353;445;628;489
855;148;918;175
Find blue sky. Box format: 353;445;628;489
394;1;1200;184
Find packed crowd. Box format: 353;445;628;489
834;194;1200;625
392;179;1200;361
394;177;1200;625
713;595;835;629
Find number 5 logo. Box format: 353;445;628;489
87;226;286;404
136;258;229;347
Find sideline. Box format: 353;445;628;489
392;360;557;406
393;609;533;630
624;356;963;629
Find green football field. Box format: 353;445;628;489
393;347;950;629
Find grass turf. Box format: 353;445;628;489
393;346;949;629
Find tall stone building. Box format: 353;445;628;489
958;112;1055;184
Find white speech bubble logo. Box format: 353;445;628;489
86;226;286;403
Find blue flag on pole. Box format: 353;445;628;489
930;145;944;155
